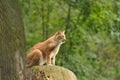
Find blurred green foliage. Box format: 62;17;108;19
19;0;120;80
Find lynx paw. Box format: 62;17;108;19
47;64;53;66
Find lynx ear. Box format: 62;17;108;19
55;30;65;35
55;31;61;35
63;30;65;33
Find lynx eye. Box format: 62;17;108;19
61;35;64;38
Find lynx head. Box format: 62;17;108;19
55;30;66;43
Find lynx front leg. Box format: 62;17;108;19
51;56;56;65
46;55;52;65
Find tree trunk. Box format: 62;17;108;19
23;66;77;80
0;0;25;80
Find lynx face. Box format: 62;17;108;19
55;31;66;43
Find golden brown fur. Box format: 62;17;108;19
26;31;66;67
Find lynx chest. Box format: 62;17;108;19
50;44;61;58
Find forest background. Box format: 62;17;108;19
19;0;120;80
